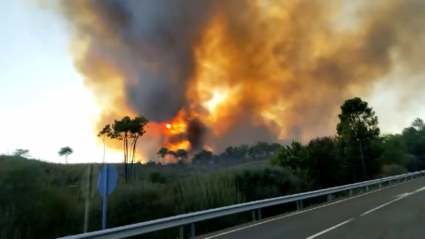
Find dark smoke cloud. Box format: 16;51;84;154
186;118;209;152
47;0;425;158
60;0;215;122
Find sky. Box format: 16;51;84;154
0;0;424;164
0;0;122;163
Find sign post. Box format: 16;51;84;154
84;164;92;232
97;164;118;230
81;164;98;233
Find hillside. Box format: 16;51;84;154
0;154;309;239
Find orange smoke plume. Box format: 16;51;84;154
45;0;425;161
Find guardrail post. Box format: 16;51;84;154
179;226;184;239
297;200;303;210
190;223;195;238
366;186;369;192
257;208;262;220
251;210;256;221
327;194;332;202
349;189;353;196
379;182;382;188
389;180;392;185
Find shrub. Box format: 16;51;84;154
149;171;167;184
380;164;408;177
0;160;81;239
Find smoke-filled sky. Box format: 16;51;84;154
1;0;425;163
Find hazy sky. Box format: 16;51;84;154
0;0;121;163
0;0;424;163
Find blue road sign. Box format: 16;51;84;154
97;164;118;197
97;164;118;230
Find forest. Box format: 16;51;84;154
1;97;424;239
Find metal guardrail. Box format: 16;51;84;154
58;170;425;239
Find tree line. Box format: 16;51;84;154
154;97;425;189
10;147;74;164
99;97;425;188
155;141;282;165
271;97;425;188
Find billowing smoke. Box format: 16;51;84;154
46;0;425;160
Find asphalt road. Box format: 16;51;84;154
199;177;425;239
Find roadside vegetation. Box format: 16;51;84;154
1;97;424;239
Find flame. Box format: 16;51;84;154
161;111;191;151
204;90;228;115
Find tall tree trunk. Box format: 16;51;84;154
123;136;128;183
102;135;106;164
130;136;139;180
129;137;134;180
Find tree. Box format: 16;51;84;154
378;134;408;167
237;144;249;162
305;137;347;188
272;137;353;188
175;149;188;162
401;118;425;162
156;147;169;164
13;149;30;158
167;150;177;158
99;116;149;183
221;145;248;163
224;146;237;157
269;143;283;154
193;149;213;163
411;118;425;131
336;97;380;181
336;97;380;140
250;142;271;157
58;147;73;164
271;141;308;170
97;125;112;164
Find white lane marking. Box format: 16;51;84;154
361;185;425;216
305;219;353;239
202;181;411;239
393;192;411;199
414;186;425;193
360;197;406;216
